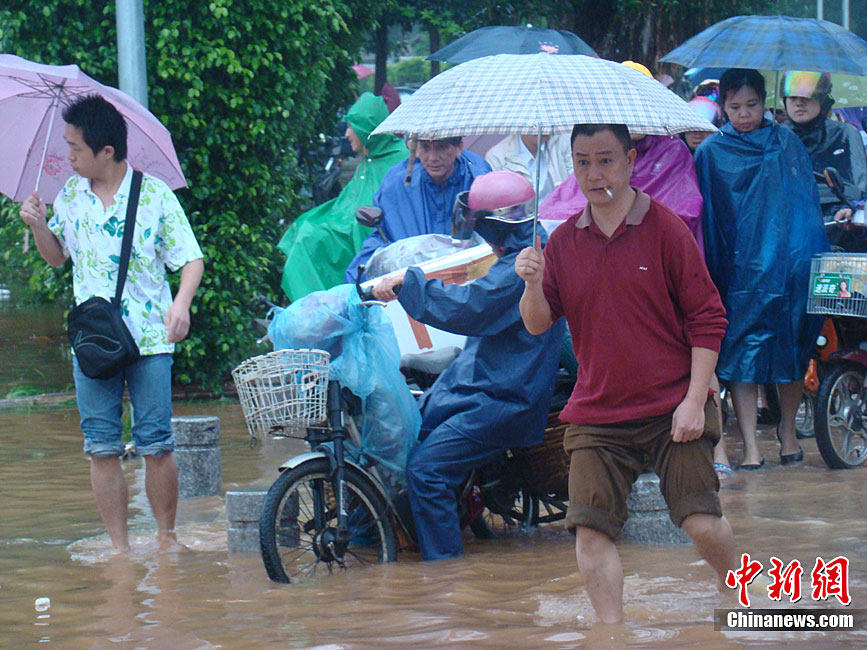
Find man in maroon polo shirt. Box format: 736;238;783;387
515;123;736;624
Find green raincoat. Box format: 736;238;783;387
278;93;408;300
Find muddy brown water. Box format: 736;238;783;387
1;299;866;648
0;299;71;398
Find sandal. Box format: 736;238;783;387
713;462;733;477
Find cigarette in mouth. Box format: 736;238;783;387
604;188;614;198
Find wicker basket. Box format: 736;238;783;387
513;411;569;498
807;253;867;318
232;349;330;439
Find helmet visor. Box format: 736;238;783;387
783;71;823;99
451;191;476;240
476;201;534;224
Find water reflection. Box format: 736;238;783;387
0;297;71;398
1;400;866;647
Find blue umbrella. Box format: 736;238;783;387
660;15;867;75
683;67;727;87
427;26;596;63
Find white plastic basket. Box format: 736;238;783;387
807;253;867;318
232;348;330;438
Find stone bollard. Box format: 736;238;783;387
226;488;300;552
226;489;267;552
172;416;222;498
620;472;690;545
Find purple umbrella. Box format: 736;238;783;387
0;54;187;204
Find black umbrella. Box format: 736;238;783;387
427;26;596;63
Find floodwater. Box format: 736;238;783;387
1;299;867;648
0;298;71;398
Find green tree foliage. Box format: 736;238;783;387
0;0;367;388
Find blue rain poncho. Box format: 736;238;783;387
344;150;491;282
397;220;565;448
267;284;420;491
695;120;830;383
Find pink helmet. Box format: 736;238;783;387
453;171;535;242
467;170;535;213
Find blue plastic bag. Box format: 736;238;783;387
268;284;420;491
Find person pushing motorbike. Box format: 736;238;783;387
372;171;565;560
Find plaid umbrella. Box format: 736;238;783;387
660;15;867;75
372;53;717;140
427;26;596;62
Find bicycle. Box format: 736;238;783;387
233;347;402;583
237;271;570;581
235;346;564;583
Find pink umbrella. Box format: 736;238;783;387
0;54;187;204
352;63;374;80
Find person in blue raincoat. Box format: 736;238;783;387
372;171;565;560
695;68;830;470
345;137;490;283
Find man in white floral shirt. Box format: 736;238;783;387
19;94;204;554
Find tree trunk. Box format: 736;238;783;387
374;20;388;94
429;26;440;78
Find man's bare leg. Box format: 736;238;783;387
90;456;130;553
575;526;624;623
144;452;179;546
680;513;736;590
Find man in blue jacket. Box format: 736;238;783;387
373;171;565;560
345;137;490;282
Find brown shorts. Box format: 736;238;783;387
564;395;722;539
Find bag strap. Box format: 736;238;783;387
114;169;143;305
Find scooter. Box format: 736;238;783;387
807;168;867;468
294;128;353;209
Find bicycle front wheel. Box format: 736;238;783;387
259;458;397;583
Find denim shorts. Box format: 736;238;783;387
73;353;174;457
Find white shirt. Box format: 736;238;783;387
518;137;554;200
484;134;573;203
49;165;203;355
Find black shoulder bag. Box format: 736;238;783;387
67;170;143;379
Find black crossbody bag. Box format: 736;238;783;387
67;170;143;380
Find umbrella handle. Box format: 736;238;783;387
25;99;61;254
532;127;542;243
404;134;418;187
34;98;61;198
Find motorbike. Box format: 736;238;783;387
806;168;867;469
295;127;353;209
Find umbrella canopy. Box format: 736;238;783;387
372;53;717;139
428;26;596;62
0;54;186;203
660;15;867;75
352;63;374;79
